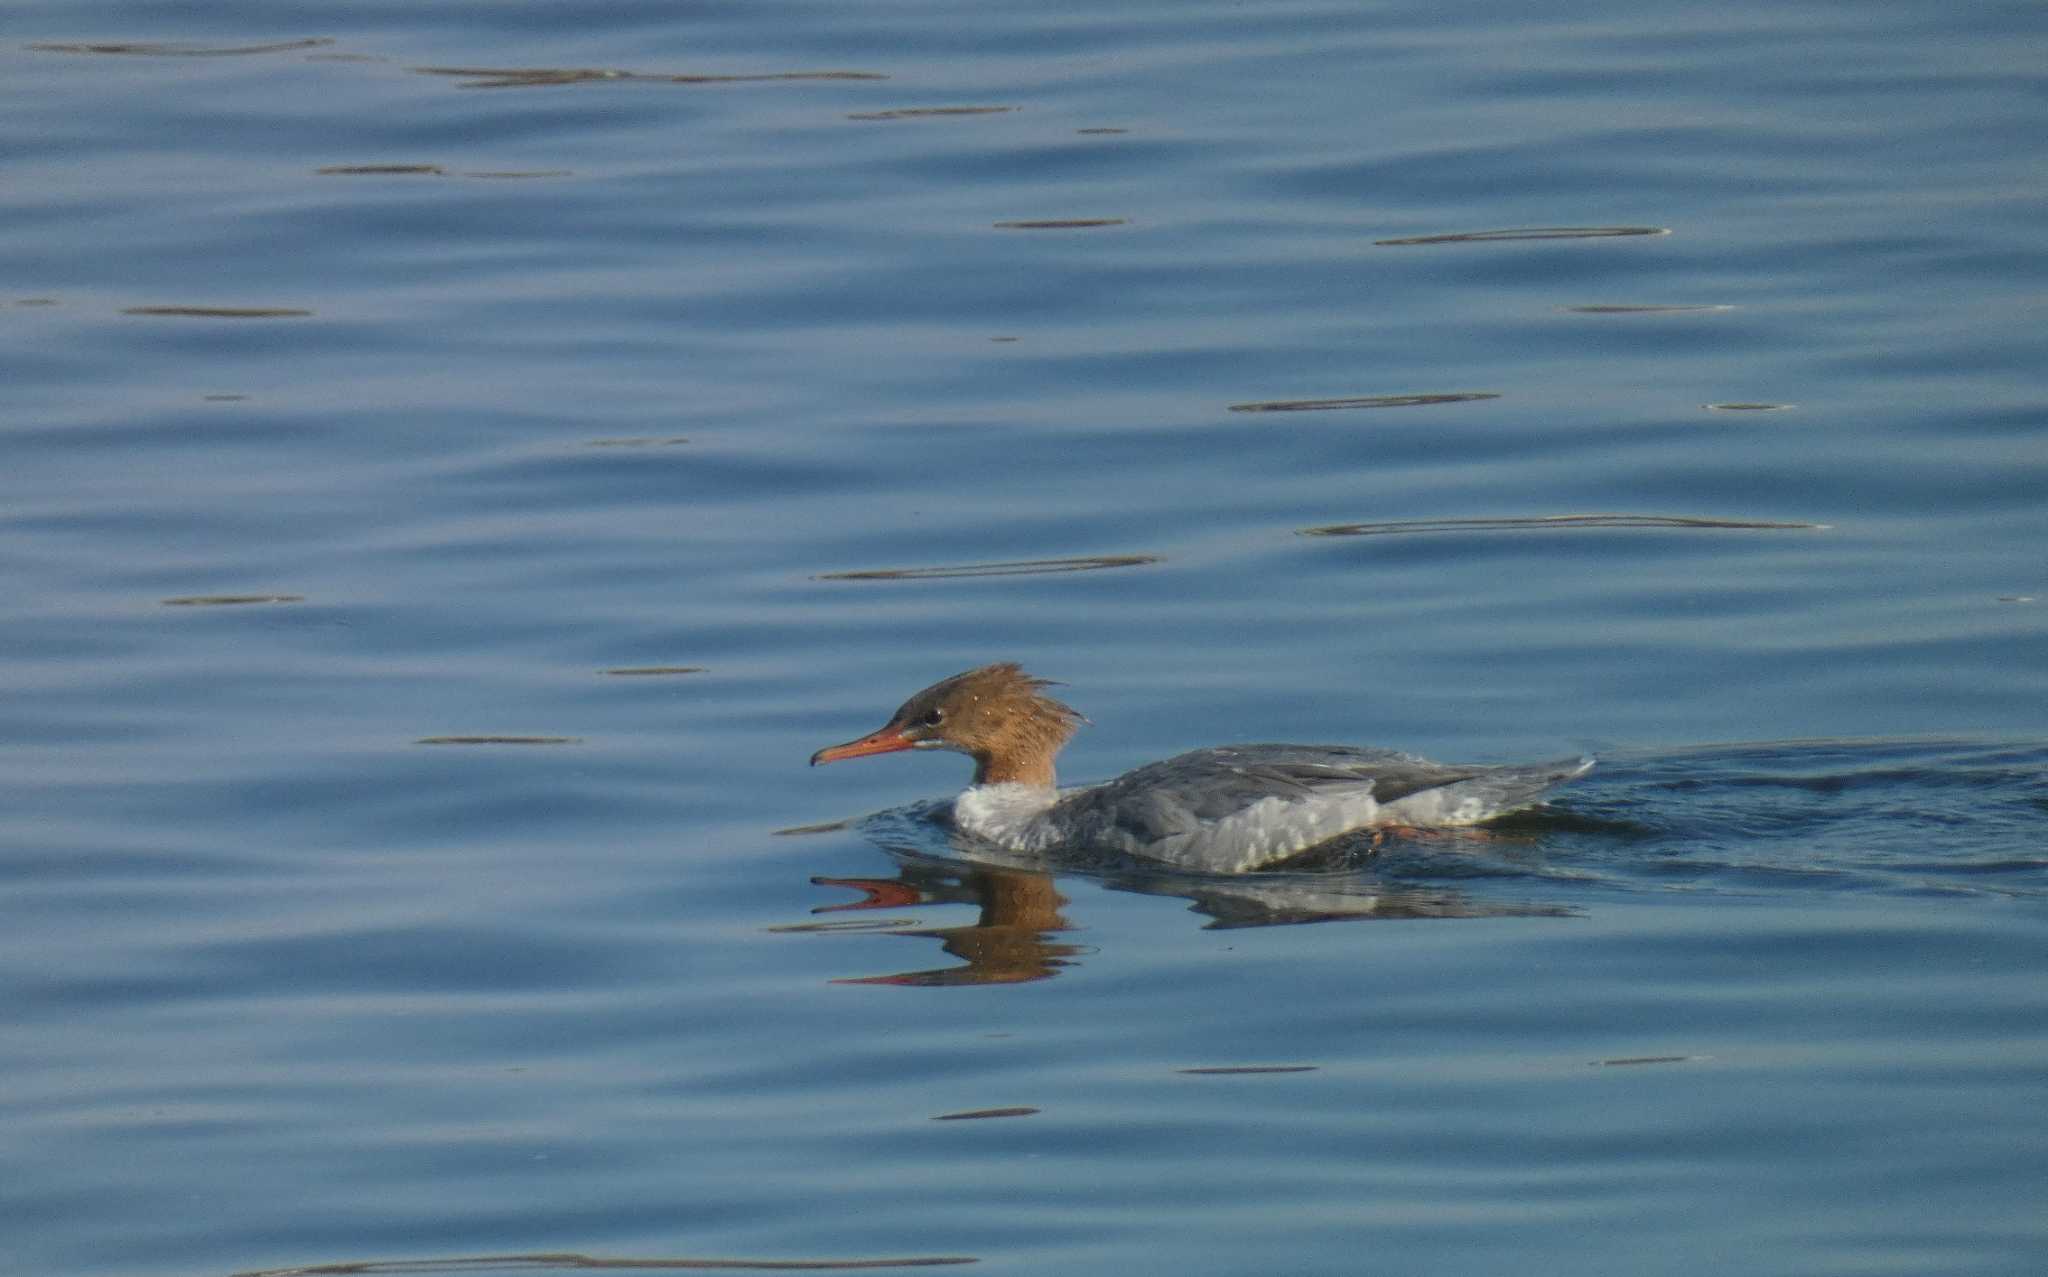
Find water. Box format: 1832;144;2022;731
4;1;2045;1274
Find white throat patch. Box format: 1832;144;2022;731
952;783;1063;849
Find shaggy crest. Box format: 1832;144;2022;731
890;663;1085;786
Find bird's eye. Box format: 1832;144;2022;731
918;707;945;728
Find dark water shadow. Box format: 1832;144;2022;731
415;735;582;746
233;1252;977;1275
1229;392;1499;413
848;106;1015;121
162;593;304;606
123;306;313;318
412;66;887;89
932;1105;1039;1120
1299;513;1828;537
600;666;705;677
1705;402;1796;412
992;218;1126;229
1377;226;1670;246
1561;304;1736;314
314;165;575;180
817;555;1158;581
317;164;446;176
32;38;334;57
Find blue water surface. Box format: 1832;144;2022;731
3;1;2045;1274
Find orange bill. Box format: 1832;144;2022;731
810;726;915;766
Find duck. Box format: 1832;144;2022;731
810;663;1591;873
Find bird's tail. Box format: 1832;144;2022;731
1438;755;1594;825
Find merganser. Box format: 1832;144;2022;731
810;663;1592;873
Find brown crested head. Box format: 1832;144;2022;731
809;662;1084;788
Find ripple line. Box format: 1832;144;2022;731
317;164;446;176
817;555;1158;581
232;1252;979;1275
124;306;312;318
1229;392;1499;413
1377;226;1669;246
847;106;1014;121
415;735;582;746
413;66;887;89
992;219;1126;230
1299;514;1828;538
773;820;855;836
764;919;919;933
33;38;334;57
1561;304;1735;314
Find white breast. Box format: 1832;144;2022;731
952;783;1066;850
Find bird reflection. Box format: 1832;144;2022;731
813;864;1083;987
791;821;1573;987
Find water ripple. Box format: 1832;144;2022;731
599;666;705;677
161;593;304;606
1298;514;1828;537
1376;226;1671;245
847;107;1015;121
234;1254;980;1275
991;218;1127;229
411;65;889;89
1561;304;1736;314
315;164;446;176
31;38;334;57
817;555;1158;581
121;306;313;318
1229;392;1500;412
414;735;582;746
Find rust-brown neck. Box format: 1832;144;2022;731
973;750;1058;788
